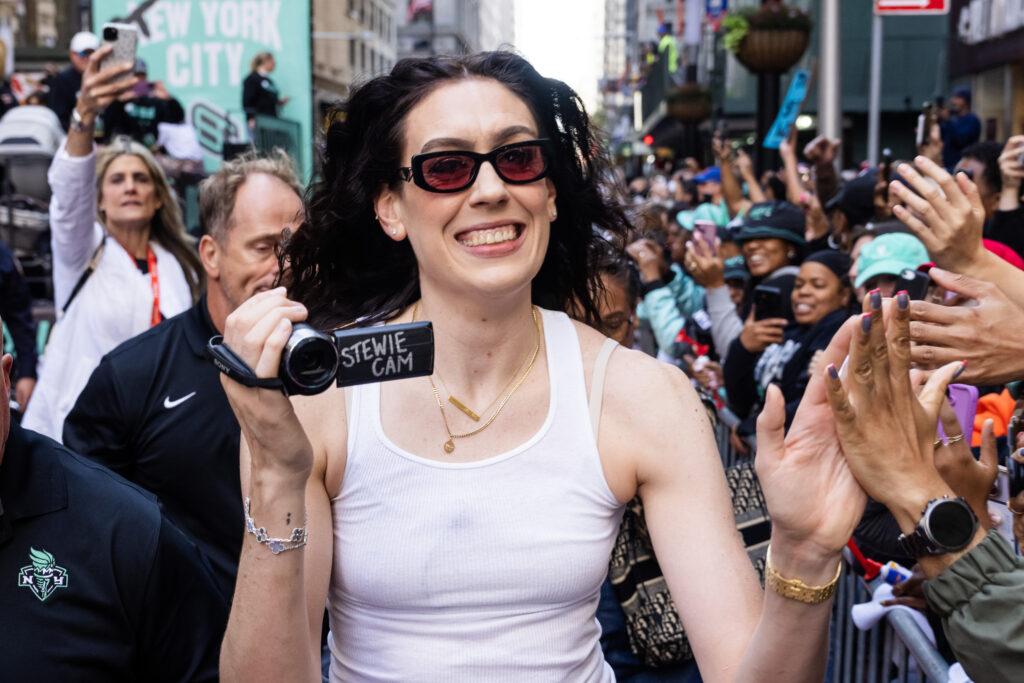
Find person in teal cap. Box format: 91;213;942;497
854;233;929;300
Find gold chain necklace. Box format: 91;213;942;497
413;302;541;454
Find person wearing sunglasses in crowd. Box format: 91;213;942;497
216;53;869;682
46;31;99;131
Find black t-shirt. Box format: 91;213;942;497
46;66;82;131
101;94;186;148
63;297;242;598
242;71;280;118
0;422;226;681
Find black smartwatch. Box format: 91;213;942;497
896;496;978;558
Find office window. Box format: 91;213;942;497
349;39;355;69
360;41;366;71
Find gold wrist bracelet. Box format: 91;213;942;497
765;545;842;604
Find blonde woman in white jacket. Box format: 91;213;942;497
23;46;202;440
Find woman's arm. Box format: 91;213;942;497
600;342;864;682
48;46;136;308
215;289;334;683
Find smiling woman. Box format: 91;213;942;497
217;51;870;683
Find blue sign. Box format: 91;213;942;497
706;0;728;18
763;70;811;150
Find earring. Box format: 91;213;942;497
788;250;797;259
391;228;397;236
550;208;557;220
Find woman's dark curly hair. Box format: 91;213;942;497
286;51;631;329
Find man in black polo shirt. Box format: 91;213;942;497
63;149;304;598
0;335;226;680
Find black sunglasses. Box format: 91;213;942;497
398;138;553;193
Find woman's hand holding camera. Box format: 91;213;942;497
220;287;313;482
74;45;138;126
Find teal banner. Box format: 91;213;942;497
762;70;811;150
91;0;312;180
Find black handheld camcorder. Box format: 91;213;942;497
207;321;434;396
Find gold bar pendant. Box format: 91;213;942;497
447;395;480;421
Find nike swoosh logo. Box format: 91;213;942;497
164;392;197;409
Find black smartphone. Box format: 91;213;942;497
753;284;784;321
898;269;931;300
881;148;893;182
1010;452;1024;499
915;101;934;148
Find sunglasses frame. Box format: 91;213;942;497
398;138;553;193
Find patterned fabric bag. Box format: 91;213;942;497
607;401;770;669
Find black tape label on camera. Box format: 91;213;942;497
334;321;434;387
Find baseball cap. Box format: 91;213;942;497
854;233;928;288
693;167;721;184
723;255;749;282
826;169;877;229
735;200;807;247
692;200;729;227
70;31;99;55
674;209;696;231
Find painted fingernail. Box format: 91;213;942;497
870;289;882;310
953;360;967;380
861;313;872;333
827;364;838;380
897;291;909;309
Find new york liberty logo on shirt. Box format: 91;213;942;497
18;547;68;602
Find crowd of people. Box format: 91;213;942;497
0;35;1022;683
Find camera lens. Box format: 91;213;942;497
281;325;338;394
103;27;118;41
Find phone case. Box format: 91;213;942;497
938;383;978;442
101;23;139;82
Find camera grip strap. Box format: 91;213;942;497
205;336;287;393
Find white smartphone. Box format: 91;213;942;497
99;23;139;82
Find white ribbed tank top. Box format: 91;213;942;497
326;309;623;682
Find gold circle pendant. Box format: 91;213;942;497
443;439;455;454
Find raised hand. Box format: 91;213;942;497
889;157;986;274
76;45;138;120
803;136;840;166
934;413;998;529
823;291;964;516
755;315;865;556
909;267;1024;385
685;237;725;289
626;237;667;284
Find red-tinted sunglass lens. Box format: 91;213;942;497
496;145;546;181
421;155;475;189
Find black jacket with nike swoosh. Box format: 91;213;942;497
63;297;242;598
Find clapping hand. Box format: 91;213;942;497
823;291;964;520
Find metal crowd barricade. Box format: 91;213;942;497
711;417;955;682
829;554;953;682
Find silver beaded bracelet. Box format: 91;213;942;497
243;497;308;554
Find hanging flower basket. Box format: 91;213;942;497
735;29;810;74
722;2;813;74
666;84;713;124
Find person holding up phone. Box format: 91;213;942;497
687;200;806;360
724;250;853;452
21;46;203;441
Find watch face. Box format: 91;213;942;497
928;500;975;548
